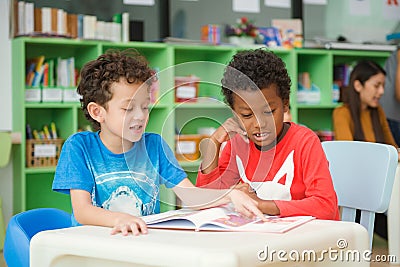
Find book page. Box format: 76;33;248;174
142;209;194;224
234;216;314;233
142;207;314;233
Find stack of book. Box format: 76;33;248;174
12;0;129;42
25;55;80;103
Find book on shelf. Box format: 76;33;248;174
67;13;78;39
271;19;303;48
386;32;400;43
25;55;45;87
113;12;129;42
142;205;314;233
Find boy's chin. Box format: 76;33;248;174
251;139;275;148
123;134;143;143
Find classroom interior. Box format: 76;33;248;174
0;0;400;266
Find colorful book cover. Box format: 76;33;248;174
271;19;303;48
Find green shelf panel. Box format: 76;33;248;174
332;50;390;66
331;49;391;58
298;108;335;131
297;103;340;109
172;44;234;52
26;107;77;139
173;47;235;94
101;43;170;69
102;41;167;50
77;108;92;132
159;185;176;212
178;159;202;169
297;52;333;105
150;103;169;109
174;102;228;109
25;102;80;108
25;167;56;174
17;36;100;46
146;108;175;147
23;40;100;70
25;173;72;212
179;160;201;183
175;107;231;134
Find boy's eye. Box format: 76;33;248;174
241;114;252;118
123;107;133;111
265;110;273;115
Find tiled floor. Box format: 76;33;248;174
0;235;395;267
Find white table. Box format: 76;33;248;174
388;163;400;264
30;220;370;267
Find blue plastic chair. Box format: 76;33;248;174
322;141;398;249
3;208;71;267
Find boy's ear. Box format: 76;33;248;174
283;99;290;113
87;102;105;123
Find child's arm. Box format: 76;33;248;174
200;117;248;174
70;189;148;236
172;178;265;220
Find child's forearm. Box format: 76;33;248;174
199;137;221;174
174;182;230;209
257;200;280;215
175;184;264;219
73;199;128;227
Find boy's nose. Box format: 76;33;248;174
133;108;147;120
254;117;267;129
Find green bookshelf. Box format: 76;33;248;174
11;37;390;215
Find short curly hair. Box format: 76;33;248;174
77;49;153;130
221;48;291;108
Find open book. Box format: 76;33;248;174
142;205;314;233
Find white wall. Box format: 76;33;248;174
0;0;13;224
324;0;399;43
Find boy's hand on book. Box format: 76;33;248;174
110;214;148;236
231;183;258;200
228;189;266;221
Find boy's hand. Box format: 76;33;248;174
110;213;148;236
211;117;248;144
231;183;258;200
228;189;266;221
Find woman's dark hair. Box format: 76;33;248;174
344;60;386;143
77;49;153;130
221;48;291;108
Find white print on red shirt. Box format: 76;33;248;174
250;150;294;200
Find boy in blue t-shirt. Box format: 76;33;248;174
53;49;264;236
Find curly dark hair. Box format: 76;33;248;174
221;48;291;108
77;49;153;130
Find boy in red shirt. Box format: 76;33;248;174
197;49;339;220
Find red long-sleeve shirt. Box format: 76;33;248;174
196;122;339;220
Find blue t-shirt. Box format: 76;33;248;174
52;131;187;226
